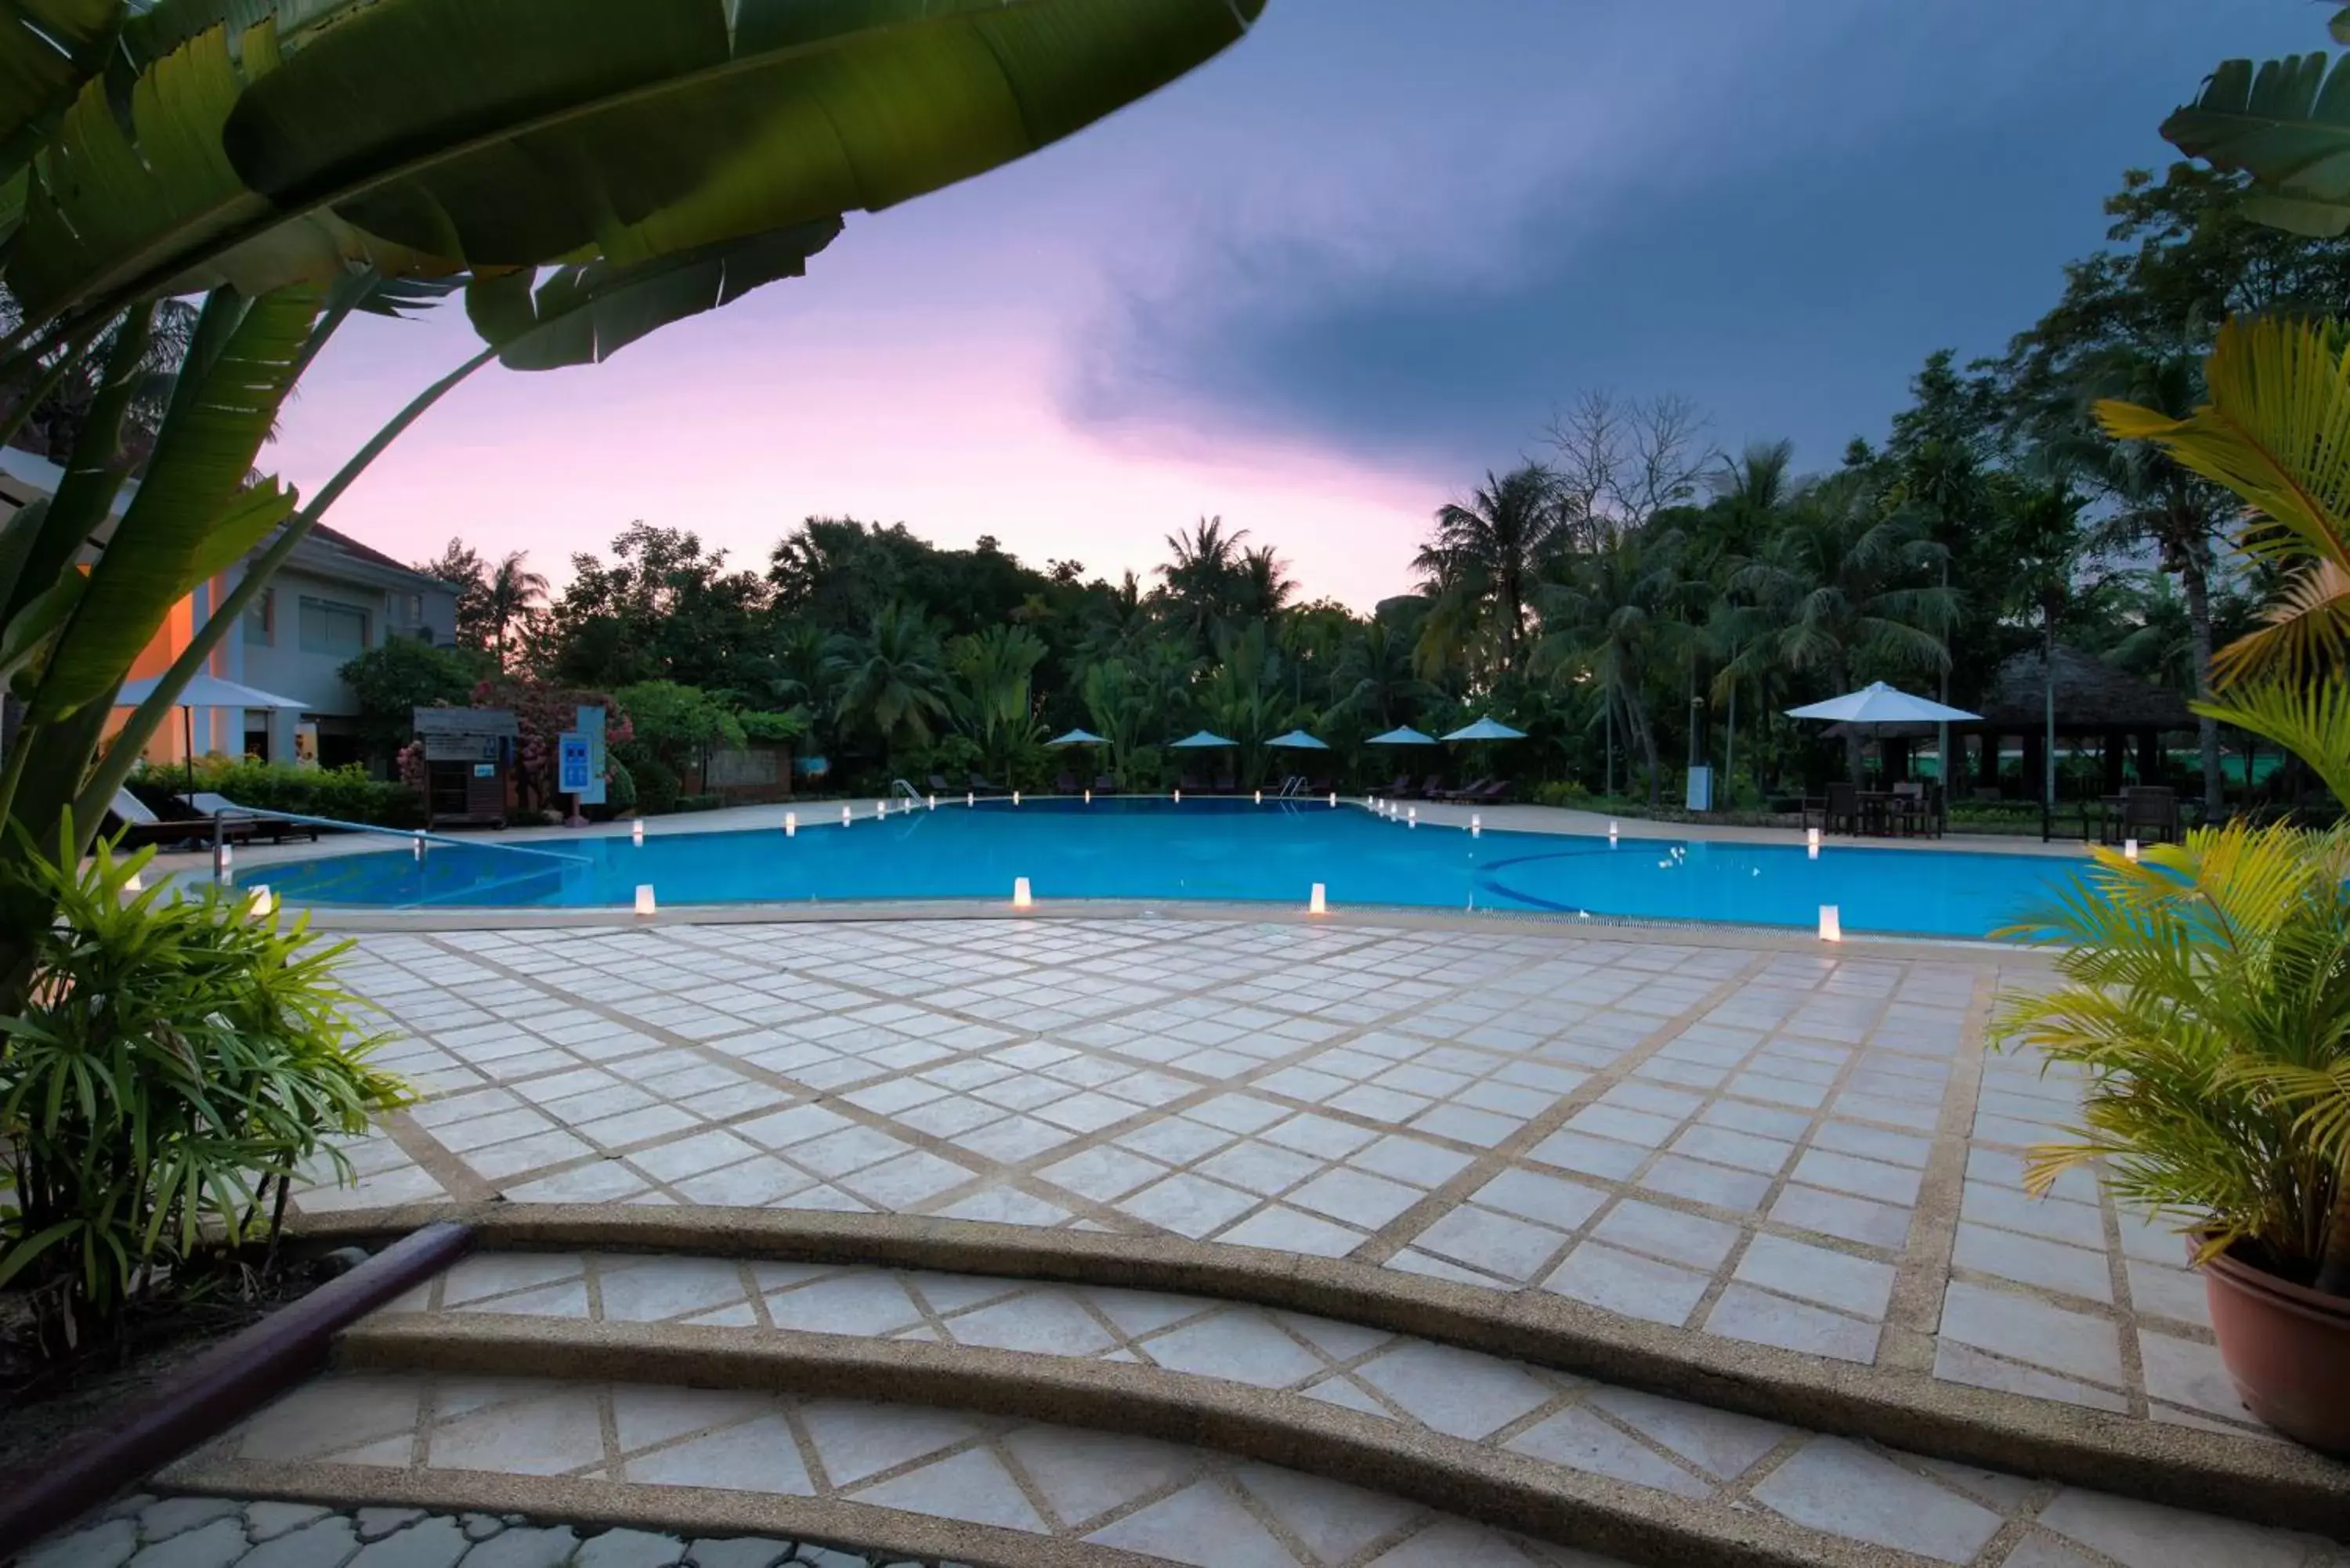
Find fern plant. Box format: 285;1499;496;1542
1998;821;2350;1292
0;830;409;1356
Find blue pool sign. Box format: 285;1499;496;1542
557;732;593;796
573;704;607;806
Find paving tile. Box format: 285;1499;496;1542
1469;1169;1608;1231
797;1400;978;1487
1734;1234;1895;1320
1582;1387;1788;1480
1085;1479;1299;1568
1750;1437;2001;1563
1636;1154;1773;1212
2124;1261;2211;1328
1937;1281;2123;1387
1350;1340;1553;1440
1143;1311;1326;1389
1409;1205;1571;1283
763;1273;924;1337
1931;1341;2129;1413
1120;1173;1262;1239
942;1294;1119;1357
1234;1463;1423;1563
851;1445;1048;1533
1524;1129;1649;1180
1216;1205;1368;1258
1953;1222;2113;1304
428;1386;605;1476
1543;1241;1711;1327
2138;1331;2254;1425
1506;1407;1710;1498
625;1414;814;1494
1591;1200;1739;1271
1788;1148;1923;1207
1003;1425;1201;1529
1768;1184;1914;1251
1287;1168;1424;1230
1705;1284;1881;1364
1669;1124;1796;1175
2035;1488;2326;1568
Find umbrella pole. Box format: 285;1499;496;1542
183;706;195;810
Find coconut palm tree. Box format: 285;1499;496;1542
1536;532;1684;807
834;601;953;757
484;551;548;670
1237;544;1297;625
1417;464;1564;678
1334;618;1437;730
1732;472;1957;782
1159;517;1249;651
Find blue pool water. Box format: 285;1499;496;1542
248;799;2082;939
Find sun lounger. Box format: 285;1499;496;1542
104;788;250;851
191;792;320;844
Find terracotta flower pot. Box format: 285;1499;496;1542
2202;1241;2350;1456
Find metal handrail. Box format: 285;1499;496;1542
889;778;923;801
202;804;591;884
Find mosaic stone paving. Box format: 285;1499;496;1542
330;1251;2341;1568
295;918;2251;1439
166;1374;1622;1568
13;1494;923;1568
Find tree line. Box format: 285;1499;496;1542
368;161;2349;816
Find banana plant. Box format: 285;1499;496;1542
0;0;1265;985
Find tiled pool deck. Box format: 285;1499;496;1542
295;915;2251;1442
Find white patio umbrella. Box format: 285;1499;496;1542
114;672;309;805
1784;682;1979;724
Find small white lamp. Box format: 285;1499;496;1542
1308;883;1327;915
842;805;852;826
247;885;275;918
634;884;656;917
1329;791;1337;807
1253;788;1262;804
1173;788;1183;804
1013;790;1021;806
1012;876;1033;909
125;871;144;893
785;811;797;836
1083;788;1091;804
1407;806;1418;828
1818;905;1842;942
412;833;425;861
876;798;887;818
1470;814;1481;837
927;794;937;810
1806;826;1820;858
631;818;645;845
967;790;975;807
1607;820;1619;842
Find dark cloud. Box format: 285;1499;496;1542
1065;2;2312;479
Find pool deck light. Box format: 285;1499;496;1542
1471;814;1481;837
412;833;425;860
635;884;656;918
1253;789;1262;804
1173;789;1182;804
1309;883;1327;915
1407;806;1417;828
1806;826;1820;858
842;805;852;826
785;812;797;836
1607;821;1619;843
2124;839;2140;862
1084;789;1091;804
1013;790;1021;806
632;818;645;845
247;885;275;919
1012;876;1033;909
1818;905;1842;942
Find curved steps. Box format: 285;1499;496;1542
154;1247;2348;1568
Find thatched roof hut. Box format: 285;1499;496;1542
1827;645;2192;739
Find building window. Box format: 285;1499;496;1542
244;588;273;646
298;596;370;655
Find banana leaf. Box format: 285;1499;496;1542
0;0;122;173
464;218;841;370
28;285;316;719
5;0;1263;334
2160;52;2350;237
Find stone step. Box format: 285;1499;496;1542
161;1249;2349;1568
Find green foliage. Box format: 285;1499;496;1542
736;708;809;746
132;758;426;829
0;833;410;1353
610;680;743;815
1996;822;2350;1285
340;635;484;760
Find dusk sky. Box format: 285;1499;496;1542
274;2;2313;612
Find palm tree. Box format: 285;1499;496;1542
1417;464;1564;678
950;624;1048;779
1334;619;1436;730
834;601;953;757
1732;472;1957;782
1159;516;1249;650
1236;544;1297;625
1536;533;1683;807
2070;345;2236;818
483;551;548;670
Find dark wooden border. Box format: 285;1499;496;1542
0;1220;472;1557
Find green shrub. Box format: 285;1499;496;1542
0;835;409;1356
674;793;724;813
630;755;682;815
588;758;638;822
1532;780;1589;808
132;759;425;829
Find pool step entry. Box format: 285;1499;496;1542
146;1245;2348;1568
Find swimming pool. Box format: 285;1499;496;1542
245;798;2082;939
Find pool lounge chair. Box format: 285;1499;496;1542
1383;774;1410;797
103;789;251;851
191;792;321;844
967;771;1006;796
1415;775;1446;800
927;773;955;795
1091;774;1119;796
1178;771;1205;793
1463;779;1510;804
1054;770;1080;793
1437;777;1491;802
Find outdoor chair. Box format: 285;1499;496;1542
1813;782;1861;836
1178;771;1205;793
103;789;250;851
1415;775;1445;799
1437;777;1491;801
1307;777;1334;796
927;773;955;795
1466;779;1510;804
967;771;1005;796
2122;786;2182;845
191;792;320;844
1054;770;1080;793
1091;774;1118;795
1383;774;1410;797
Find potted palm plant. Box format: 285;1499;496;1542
1999;309;2350;1454
1998;822;2350;1451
